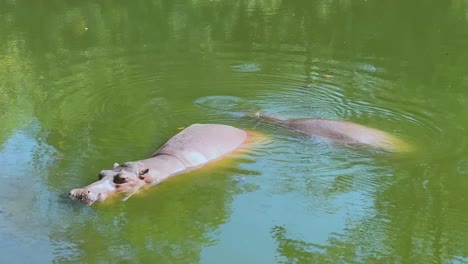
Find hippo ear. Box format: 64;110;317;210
139;168;149;177
138;168;149;180
138;168;155;184
113;163;119;169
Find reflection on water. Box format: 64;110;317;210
194;95;249;114
1;0;468;263
0;121;62;263
231;63;261;72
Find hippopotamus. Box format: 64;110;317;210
70;116;409;205
70;124;255;205
255;113;410;151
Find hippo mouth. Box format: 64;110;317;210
69;175;118;205
69;188;106;205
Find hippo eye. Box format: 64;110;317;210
113;174;128;184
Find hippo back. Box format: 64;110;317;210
285;118;410;151
153;124;248;167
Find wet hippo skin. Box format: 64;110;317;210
70;117;409;205
255;113;410;152
70;124;251;205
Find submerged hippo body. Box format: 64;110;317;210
256;114;409;151
70;124;249;205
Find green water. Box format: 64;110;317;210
1;0;468;263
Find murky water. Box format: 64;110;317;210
1;0;468;263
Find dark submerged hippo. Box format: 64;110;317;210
70;124;259;205
255;113;410;152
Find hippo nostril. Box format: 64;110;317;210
87;191;90;194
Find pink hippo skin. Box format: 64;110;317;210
70;117;409;205
70;124;253;205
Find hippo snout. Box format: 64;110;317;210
70;188;106;205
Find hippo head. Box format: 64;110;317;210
69;162;154;205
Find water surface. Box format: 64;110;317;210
1;0;468;263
